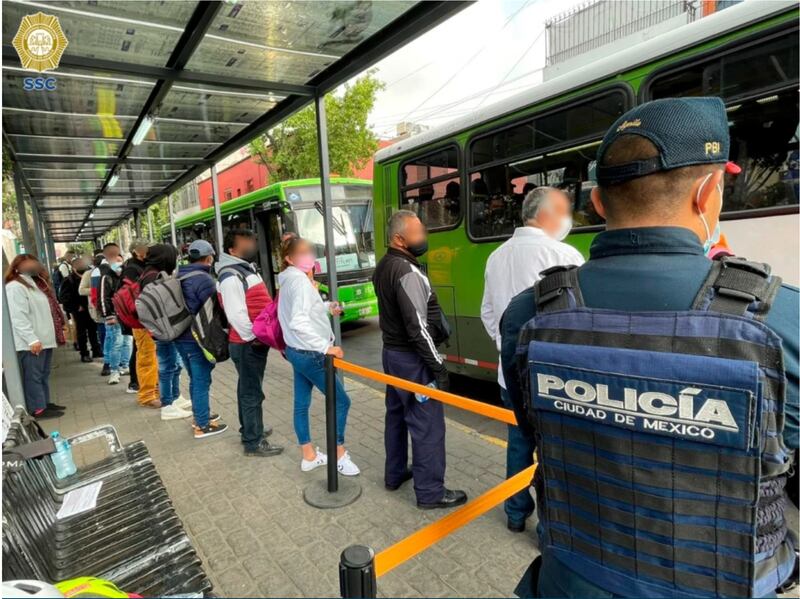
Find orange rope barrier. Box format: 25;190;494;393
374;464;537;577
333;358;517;426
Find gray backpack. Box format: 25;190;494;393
135;271;203;341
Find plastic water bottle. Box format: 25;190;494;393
50;431;77;479
415;382;437;403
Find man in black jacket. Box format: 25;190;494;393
58;257;100;362
373;210;467;510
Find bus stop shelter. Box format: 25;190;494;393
1;0;468;406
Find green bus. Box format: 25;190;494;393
166;177;378;324
373;2;798;380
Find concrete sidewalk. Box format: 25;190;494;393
42;347;537;598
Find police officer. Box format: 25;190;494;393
500;97;798;597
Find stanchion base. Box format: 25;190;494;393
303;478;362;509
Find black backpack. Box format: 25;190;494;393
191;293;230;364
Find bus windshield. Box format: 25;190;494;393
294;203;375;274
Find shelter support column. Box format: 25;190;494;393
30;201;46;264
315;92;341;345
13;167;33;253
133;209;141;238
2;283;25;409
210;165;224;252
168;195;177;246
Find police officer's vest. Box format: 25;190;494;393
518;257;794;598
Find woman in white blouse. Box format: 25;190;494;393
5;253;62;418
277;236;359;476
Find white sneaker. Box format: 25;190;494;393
337;451;360;476
107;372;120;385
160;403;193;421
301;449;328;472
174;395;191;411
119;368;130;376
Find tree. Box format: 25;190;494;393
249;71;384;182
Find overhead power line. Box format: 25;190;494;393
398;0;534;123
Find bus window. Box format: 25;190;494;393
647;32;799;214
400;145;461;230
467;91;627;239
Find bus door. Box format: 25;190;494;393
254;207;286;296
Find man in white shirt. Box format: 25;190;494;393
480;186;584;532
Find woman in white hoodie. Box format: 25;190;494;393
277;237;359;476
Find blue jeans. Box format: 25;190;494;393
175;340;214;428
501;388;536;524
96;322;106;360
19;349;52;413
104;323;132;373
285;346;351;446
229;341;269;451
156;340;181;406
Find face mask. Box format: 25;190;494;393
696;173;723;256
240;248;258;262
293;254;316;274
405;239;428;257
552;216;573;242
110;262;122;273
19;269;38;278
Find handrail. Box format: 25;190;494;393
333;358;518;426
374;464;536;577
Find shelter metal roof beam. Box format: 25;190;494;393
1;46;314;97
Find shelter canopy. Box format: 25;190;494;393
2;0;465;242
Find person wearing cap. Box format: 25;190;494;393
120;239;150;395
500;97;798;597
175;240;228;439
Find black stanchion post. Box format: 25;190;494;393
339;545;377;599
325;354;339;493
303;356;362;508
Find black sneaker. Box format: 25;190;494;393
100;364;111;376
417;489;468;510
126;383;139;394
47;402;66;411
194;421;228;439
81;355;93;363
244;440;284;457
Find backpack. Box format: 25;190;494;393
252;293;285;351
112;279;142;329
135;271;203;341
191;294;230;364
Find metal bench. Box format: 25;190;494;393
2;409;212;597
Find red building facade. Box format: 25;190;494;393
196;139;392;209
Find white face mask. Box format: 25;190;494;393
696;173;723;255
552;216;573;242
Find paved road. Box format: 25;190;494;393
341;317;508;442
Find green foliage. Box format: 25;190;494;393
249;71;384;182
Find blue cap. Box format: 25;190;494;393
595;97;741;186
188;239;215;258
